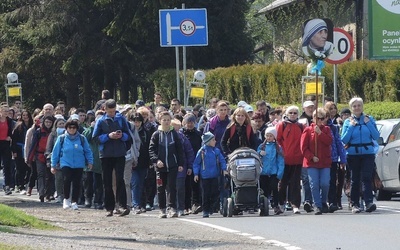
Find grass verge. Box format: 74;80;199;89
0;203;59;230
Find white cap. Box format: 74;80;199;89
237;101;248;107
303;100;315;108
244;105;254;113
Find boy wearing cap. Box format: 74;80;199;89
193;132;227;218
257;127;284;215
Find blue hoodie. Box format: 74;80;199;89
51;133;94;169
193;145;227;179
341;114;379;155
257;142;285;180
92;111;130;158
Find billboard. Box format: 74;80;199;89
369;0;400;59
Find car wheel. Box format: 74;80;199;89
375;188;392;201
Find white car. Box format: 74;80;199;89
375;118;400;200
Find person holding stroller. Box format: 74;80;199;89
193;132;227;218
257;127;285;215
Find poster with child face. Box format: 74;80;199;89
302;18;334;61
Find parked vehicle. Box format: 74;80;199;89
375;118;400;200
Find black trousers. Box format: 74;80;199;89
260;174;279;208
141;167;156;207
278;165;302;208
156;168;178;210
84;171;103;205
0;141;12;187
62;167;83;203
201;178;219;214
15;149;30;190
102;156;126;211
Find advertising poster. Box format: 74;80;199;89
369;0;400;59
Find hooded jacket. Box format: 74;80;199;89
177;131;195;178
51;132;94;169
149;126;184;172
193;145;227;179
92;111;130;158
257;141;285;179
300;123;333;168
341;114;379;156
326;119;347;163
276;119;304;165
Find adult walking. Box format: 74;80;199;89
0;104;15;195
300;108;333;215
93;99;131;217
276;106;304;214
11;110;34;195
341;97;379;213
51;120;93;210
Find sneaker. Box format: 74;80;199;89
113;209;122;215
329;204;338;213
177;210;184;217
27;187;32;196
337;201;343;210
56;196;63;204
140;207;146;213
133;207;141;215
63;199;71;209
184;209;191;215
315;207;322;215
169;208;178;218
20;190;27;195
71;202;79;210
119;208;130;217
84;198;92;208
192;204;202;214
285;202;293;211
365;203;377;213
321;203;329;213
274;207;283;215
352;206;361;214
145;204;152;211
202;211;209;218
159;209;167;218
303;202;313;213
4;186;12;195
293;207;300;214
106;211;113;217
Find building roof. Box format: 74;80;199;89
257;0;297;15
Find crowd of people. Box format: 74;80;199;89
0;90;379;218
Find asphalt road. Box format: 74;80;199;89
2;171;399;250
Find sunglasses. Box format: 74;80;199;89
288;112;298;115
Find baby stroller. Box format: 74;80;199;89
222;147;269;217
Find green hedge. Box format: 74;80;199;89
148;60;400;119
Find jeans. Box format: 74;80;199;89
131;167;147;208
124;159;133;208
348;154;375;206
62;167;83;203
301;167;313;204
307;167;330;209
176;177;186;211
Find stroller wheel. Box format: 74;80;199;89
222;198;228;217
259;196;270;216
227;198;234;217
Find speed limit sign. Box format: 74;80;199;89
326;28;354;64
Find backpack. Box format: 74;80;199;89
282;121;304;133
229;124;252;141
59;134;85;157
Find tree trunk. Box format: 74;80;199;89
119;63;130;104
65;75;80;111
82;66;91;110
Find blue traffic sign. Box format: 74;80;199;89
159;9;208;47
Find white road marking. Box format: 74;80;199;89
179;218;301;249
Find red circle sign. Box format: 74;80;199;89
326;28;354;64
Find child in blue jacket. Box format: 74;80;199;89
257;127;284;215
193;132;227;218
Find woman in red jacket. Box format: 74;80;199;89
300;108;332;215
276;105;304;214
